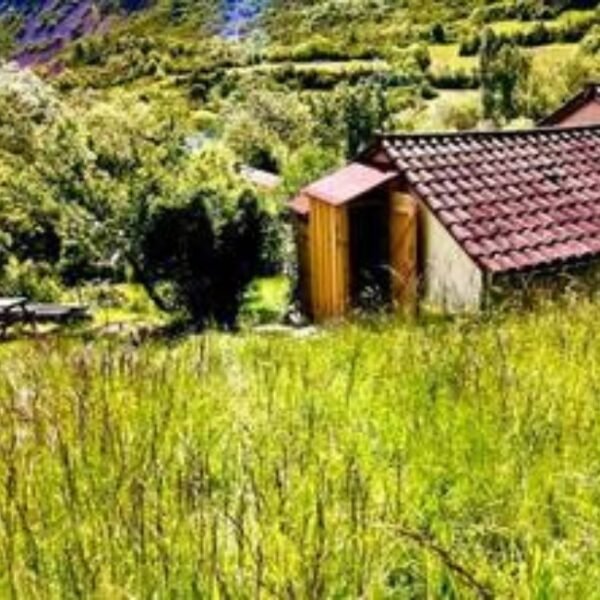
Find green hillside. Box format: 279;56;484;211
46;0;600;136
0;0;596;325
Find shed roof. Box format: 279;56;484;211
240;165;281;190
540;83;600;127
304;162;397;206
290;194;310;216
378;125;600;274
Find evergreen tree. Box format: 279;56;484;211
480;28;531;122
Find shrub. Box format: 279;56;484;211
430;22;446;44
289;37;347;62
135;189;281;329
582;24;600;53
429;68;480;90
0;257;62;301
472;1;559;24
429;95;482;130
420;81;439;100
462;13;600;56
459;32;481;56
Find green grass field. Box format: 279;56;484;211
2;296;600;596
430;42;579;75
488;20;534;35
527;43;579;68
430;44;478;73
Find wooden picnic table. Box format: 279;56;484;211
0;297;30;334
0;297;27;312
0;297;89;337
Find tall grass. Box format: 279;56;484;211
2;299;600;597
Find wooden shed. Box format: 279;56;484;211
291;163;417;321
292;124;600;321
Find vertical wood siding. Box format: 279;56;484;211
390;192;418;314
308;197;350;321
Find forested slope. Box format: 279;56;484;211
0;0;598;323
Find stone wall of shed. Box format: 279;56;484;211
421;204;483;312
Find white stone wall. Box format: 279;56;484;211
421;205;483;312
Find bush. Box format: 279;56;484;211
288;37;347;62
272;63;391;91
0;257;62;301
462;13;600;56
459;32;481;56
429;96;482;130
472;1;558;24
582;24;600;53
430;22;446;44
136;189;281;329
429;68;480;90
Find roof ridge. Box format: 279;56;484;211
377;123;600;143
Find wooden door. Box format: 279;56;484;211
390;192;418;315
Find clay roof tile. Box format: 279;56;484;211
381;123;600;273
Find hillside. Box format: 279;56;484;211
28;0;600;113
0;0;598;320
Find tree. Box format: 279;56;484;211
341;80;390;157
311;79;390;158
134;188;278;328
480;28;531;122
430;22;446;44
223;88;314;171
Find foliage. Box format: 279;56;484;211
310;79;391;158
429;66;480;90
0;63;284;329
391;42;432;83
0;256;62;301
133;187;280;328
239;275;291;326
429;94;483;130
582;23;600;53
267;34;379;63
281;144;342;198
223;88;314;170
480;28;532;121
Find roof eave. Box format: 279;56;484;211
538;83;600;127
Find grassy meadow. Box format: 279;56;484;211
2;297;600;597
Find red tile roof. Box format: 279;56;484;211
379;125;600;274
304;162;397;206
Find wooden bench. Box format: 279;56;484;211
0;297;29;335
25;303;89;324
0;298;89;337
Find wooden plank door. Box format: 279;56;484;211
390;192;418;315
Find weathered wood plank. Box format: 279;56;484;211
308;197;350;321
390;192;418;315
